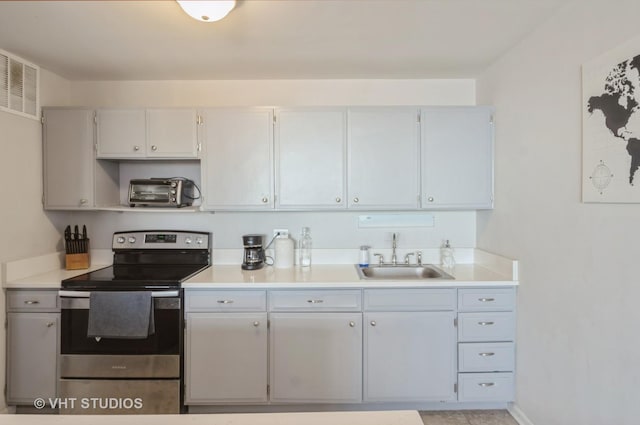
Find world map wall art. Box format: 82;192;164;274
583;35;640;203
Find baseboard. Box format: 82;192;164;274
508;403;535;425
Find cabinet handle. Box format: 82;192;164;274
478;321;495;326
307;299;324;304
353;197;359;203
262;197;269;203
336;197;341;203
427;197;434;202
479;352;495;357
478;297;495;302
478;382;495;387
370;321;377;326
46;322;55;328
151;145;158;151
217;300;234;304
79;199;88;205
349;321;356;327
133;145;140;151
253;321;260;327
24;300;40;305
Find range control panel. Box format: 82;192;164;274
112;231;210;250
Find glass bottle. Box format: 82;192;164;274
299;227;312;267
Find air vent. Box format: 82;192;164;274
0;49;39;120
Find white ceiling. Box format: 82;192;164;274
0;0;568;81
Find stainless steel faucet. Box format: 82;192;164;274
391;233;398;266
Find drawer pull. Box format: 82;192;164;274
253;321;260;327
478;382;495;387
370;321;377;327
479;352;495;357
24;300;40;305
46;322;55;328
217;300;234;304
478;321;495;326
349;321;356;327
478;297;495;302
307;299;324;304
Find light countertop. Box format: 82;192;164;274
0;410;422;425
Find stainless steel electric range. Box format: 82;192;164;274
58;230;210;414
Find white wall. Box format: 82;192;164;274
51;78;478;252
0;67;71;411
476;2;640;424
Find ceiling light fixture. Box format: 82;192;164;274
176;0;235;23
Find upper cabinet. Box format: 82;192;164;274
43;108;118;210
96;108;200;159
347;107;420;209
200;108;274;211
421;106;494;209
275;108;347;210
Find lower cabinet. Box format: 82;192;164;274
269;312;362;403
6;290;60;405
184;312;268;404
363;311;456;402
183;286;516;407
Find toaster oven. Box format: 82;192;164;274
128;178;196;208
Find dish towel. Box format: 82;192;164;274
87;291;155;339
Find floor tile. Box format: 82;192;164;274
463;410;519;425
419;410;469;425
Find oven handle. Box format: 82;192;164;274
58;290;180;298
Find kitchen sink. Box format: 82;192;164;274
355;264;454;280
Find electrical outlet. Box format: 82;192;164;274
273;228;289;238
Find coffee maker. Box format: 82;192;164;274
242;234;265;270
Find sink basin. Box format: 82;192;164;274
355;264;454;280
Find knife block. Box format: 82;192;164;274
65;245;91;270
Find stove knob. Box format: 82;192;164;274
185;237;192;245
128;237;136;244
116;236;126;244
196;237;203;245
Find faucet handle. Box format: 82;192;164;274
416;251;422;266
373;253;385;266
404;252;415;265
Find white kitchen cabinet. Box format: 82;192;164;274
200;108;274;210
185;312;268;404
275;107;347;209
421;106;494;209
6;290;59;405
347;107;420;209
43;108;119;209
96;108;199;159
363;288;456;403
269;312;362;403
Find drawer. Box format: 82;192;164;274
458;288;515;311
457;312;515;342
269;290;362;312
7;290;59;311
364;288;455;311
458;372;514;402
458;342;514;372
185;290;266;312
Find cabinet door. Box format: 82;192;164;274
185;312;268;404
200;108;274;210
6;312;59;404
275;108;347;209
421;107;494;209
347;107;420;209
364;311;456;402
269;312;362;403
43;108;96;209
146;109;199;158
96;109;146;158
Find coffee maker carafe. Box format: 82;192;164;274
242;234;265;270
